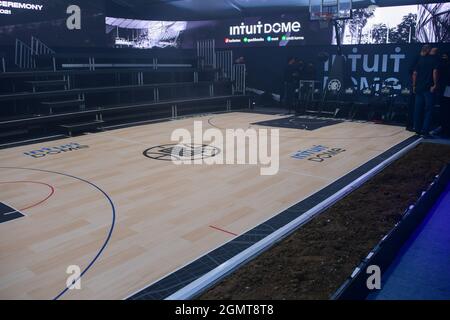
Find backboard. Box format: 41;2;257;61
310;0;353;21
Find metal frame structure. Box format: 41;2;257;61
216;50;234;80
15;39;35;69
233;64;246;96
31;36;55;56
15;37;56;70
197;39;246;96
197;39;216;69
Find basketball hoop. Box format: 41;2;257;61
313;12;335;21
313;12;334;28
310;0;353;22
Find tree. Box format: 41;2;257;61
390;13;417;43
371;23;388;44
348;9;375;44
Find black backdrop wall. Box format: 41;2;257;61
234;43;450;95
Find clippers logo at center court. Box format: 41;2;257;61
143;144;221;162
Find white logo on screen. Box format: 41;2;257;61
0;1;44;14
229;21;301;36
328;79;342;92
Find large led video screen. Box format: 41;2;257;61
106;2;449;50
335;2;450;45
105;13;330;49
0;1;448;49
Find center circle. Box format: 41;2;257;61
143;143;221;161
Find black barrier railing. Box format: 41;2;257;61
31;36;55;56
332;162;450;300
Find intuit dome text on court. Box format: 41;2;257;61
0;1;44;11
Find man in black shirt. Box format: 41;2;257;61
305;63;317;81
412;45;440;136
406;50;423;131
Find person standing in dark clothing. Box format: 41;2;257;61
439;52;450;137
297;60;305;81
305;63;317;81
283;57;300;113
406;51;423;131
413;45;440;136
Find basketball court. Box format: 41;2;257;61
0;111;417;300
1;0;449;305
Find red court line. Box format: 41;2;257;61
209;225;238;237
0;181;55;211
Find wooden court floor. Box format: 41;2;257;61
0;112;415;300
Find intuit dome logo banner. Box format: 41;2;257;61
0;1;44;15
323;46;408;91
226;19;305;45
229;21;302;36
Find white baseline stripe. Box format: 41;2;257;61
165;137;422;300
3;210;18;216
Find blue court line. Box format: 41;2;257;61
0;166;116;300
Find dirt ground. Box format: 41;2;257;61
200;142;450;300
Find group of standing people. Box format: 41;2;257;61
411;45;450;138
280;47;449;137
